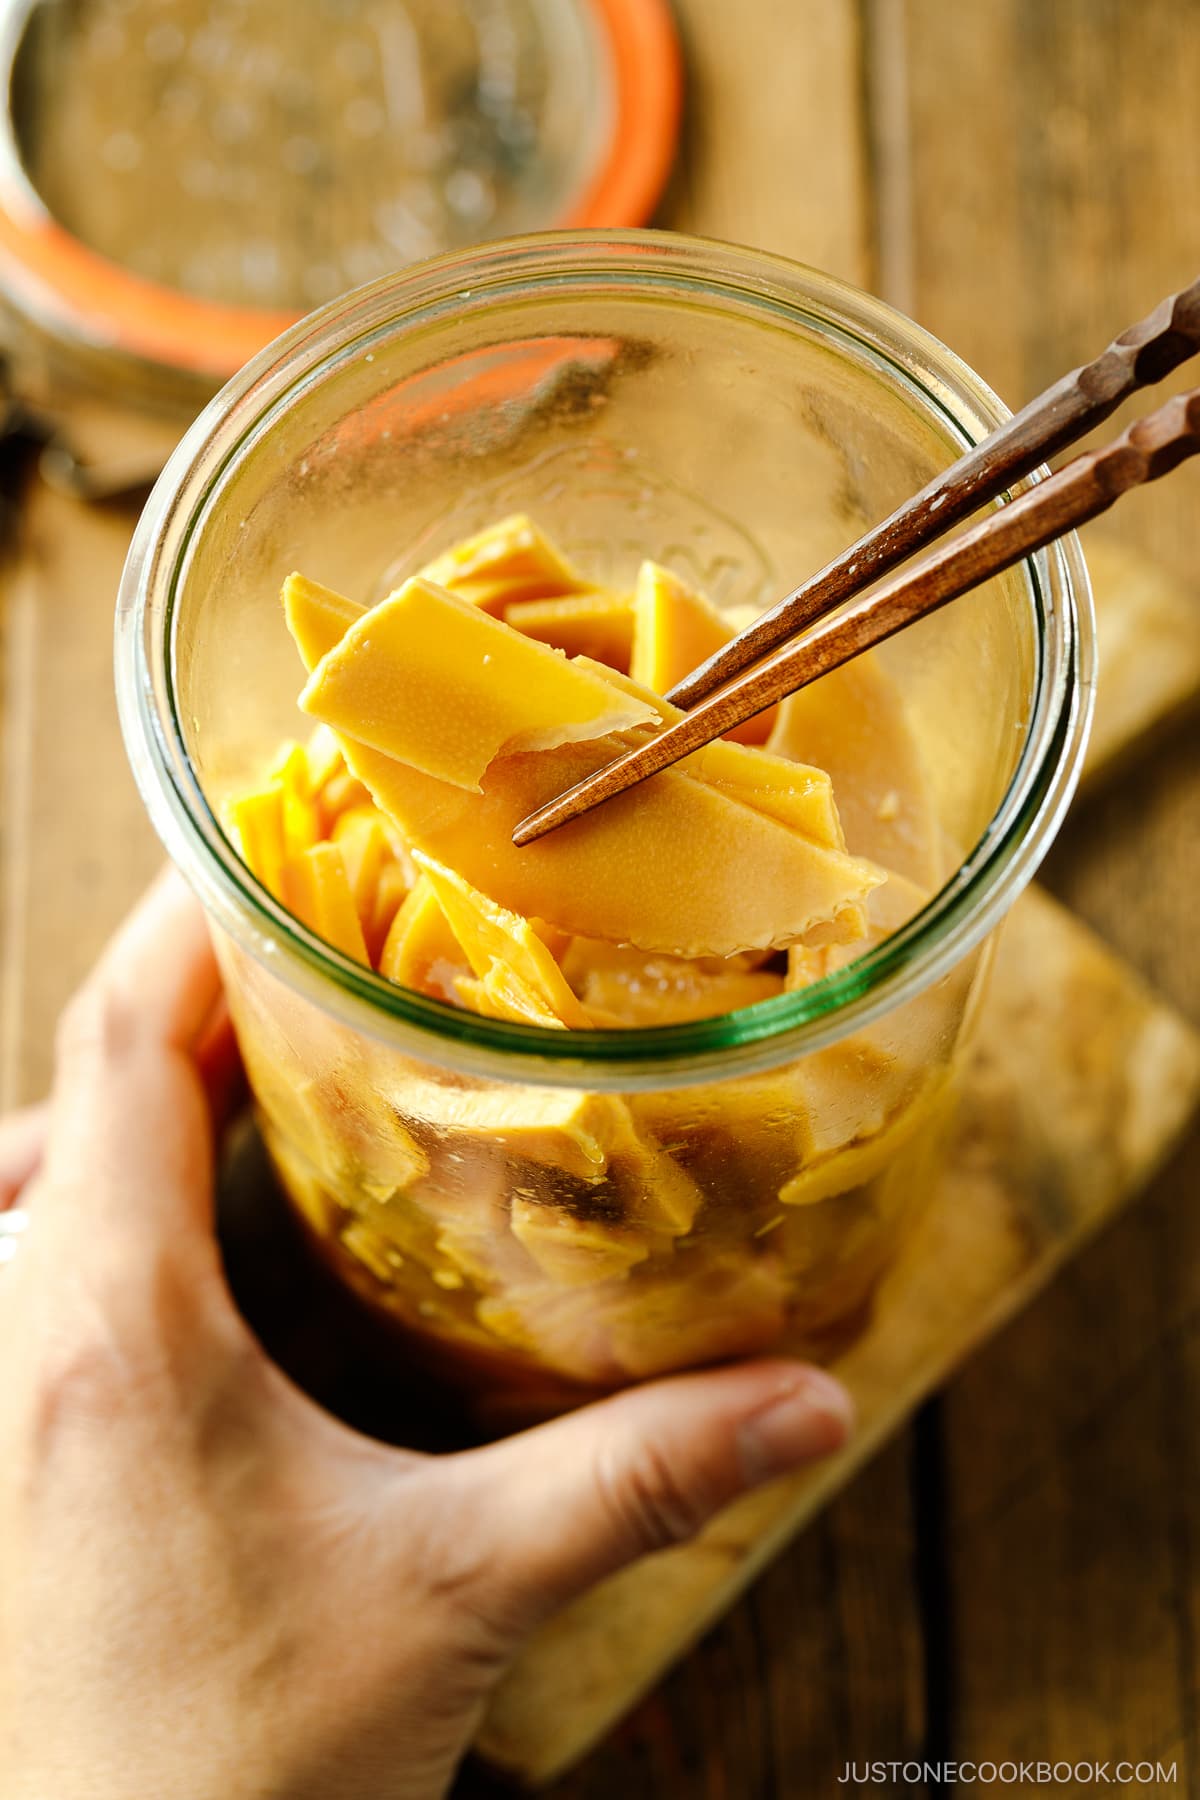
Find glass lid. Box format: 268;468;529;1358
0;0;681;383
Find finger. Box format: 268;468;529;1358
57;866;221;1070
420;1358;855;1637
0;1102;48;1209
36;871;223;1256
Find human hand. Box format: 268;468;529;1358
0;872;854;1800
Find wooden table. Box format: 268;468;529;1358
1;2;1197;1794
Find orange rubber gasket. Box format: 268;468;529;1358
0;0;682;383
561;0;682;233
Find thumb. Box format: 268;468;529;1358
436;1358;853;1636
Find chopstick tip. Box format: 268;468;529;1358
511;807;554;847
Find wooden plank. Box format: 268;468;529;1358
0;474;160;1108
902;0;1200;589
478;888;1200;1786
897;0;1200;1779
665;0;872;287
939;1162;1200;1782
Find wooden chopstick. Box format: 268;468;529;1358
512;384;1200;846
666;275;1200;712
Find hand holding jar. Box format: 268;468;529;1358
0;873;852;1800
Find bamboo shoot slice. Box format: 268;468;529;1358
298;577;657;791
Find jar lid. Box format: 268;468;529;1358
0;0;681;390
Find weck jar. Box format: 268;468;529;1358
115;232;1095;1425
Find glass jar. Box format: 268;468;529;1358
116;231;1094;1426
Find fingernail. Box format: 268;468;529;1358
737;1370;855;1483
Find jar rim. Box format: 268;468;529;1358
115;229;1096;1090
